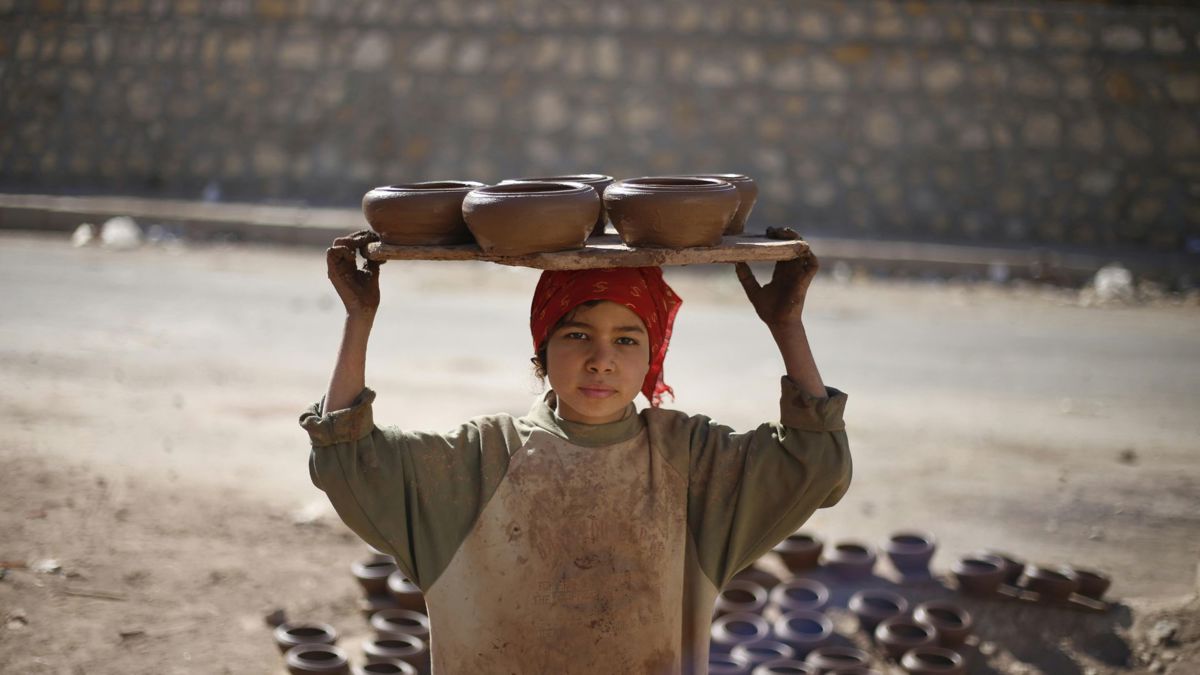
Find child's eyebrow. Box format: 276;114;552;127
558;320;646;334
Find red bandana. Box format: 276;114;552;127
530;267;682;407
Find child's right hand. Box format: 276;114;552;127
327;230;384;317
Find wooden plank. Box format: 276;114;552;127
366;235;809;270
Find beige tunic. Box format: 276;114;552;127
300;377;851;675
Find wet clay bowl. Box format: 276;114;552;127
370;608;430;642
500;174;614;236
976;549;1025;585
884;531;937;573
687;173;758;235
352;662;418;675
362;180;484;246
1070;566;1112;600
803;646;872;673
951;554;1006;597
716;579;770;618
752;660;816;674
874;617;937;661
771;609;834;656
386;571;427;613
770;578;830;614
849;589;909;632
603;176;740;248
274;622;338;654
284;643;351;675
1019;565;1080;603
709;653;753;674
462;181;599;256
712;612;773;654
731;639;796;669
823;541;877;580
352;554;398;597
361;635;427;668
913;601;972;648
899;646;965;675
774;532;824;573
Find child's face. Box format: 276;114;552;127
545;300;651;425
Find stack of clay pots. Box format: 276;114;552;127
351;550;431;675
361;172;759;256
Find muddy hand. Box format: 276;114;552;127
734;252;820;331
326;230;383;316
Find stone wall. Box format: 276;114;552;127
1;0;1198;251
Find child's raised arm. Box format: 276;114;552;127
734;253;827;399
323;230;384;413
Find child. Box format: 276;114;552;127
300;230;851;674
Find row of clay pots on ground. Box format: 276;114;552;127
362;172;760;255
772;530;938;580
951;551;1111;603
272;622;421;675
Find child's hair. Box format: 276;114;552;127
530;299;605;381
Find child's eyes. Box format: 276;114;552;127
615;337;640;346
561;332;639;346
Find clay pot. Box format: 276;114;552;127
352;663;418;675
603;176;740;248
731;639;796;669
734;565;785;591
752;660;816;674
711;612;773;654
359;593;402;618
370;609;430;642
884;531;937;573
352;554;398;597
951;554;1006;597
774;532;824;573
462;181;599;256
273;622;338;654
874;617;937;661
1019;565;1080;603
770;579;830;614
716;580;770;618
687;173;758;235
709;654;753;674
848;589;909;632
823;541;877;580
284;644;350;675
976;549;1025;585
803;646;872;674
500;174;614;236
771;610;834;656
899;646;965;674
362;635;428;673
912;601;972;648
362;181;484;246
1070;566;1112;600
386;572;427;613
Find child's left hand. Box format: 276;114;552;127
734;253;820;332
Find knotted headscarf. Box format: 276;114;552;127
530;267;682;407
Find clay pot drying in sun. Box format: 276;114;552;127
273;622;338;654
1070;566;1111;600
386;571;427;613
884;531;937;574
716;579;770;618
803;646;872;673
899;646;966;674
359;593;402;618
773;532;824;573
500;174;614;236
912;601;972;648
733;564;785;591
975;549;1024;585
284;643;351;675
752;659;816;674
1019;565;1080;603
770;579;830;615
711;612;773;654
370;608;431;642
823;541;877;580
951;554;1006;597
362;181;485;246
686;173;758;235
352;554;398;597
361;634;428;671
462;181;599;256
603;176;740;248
352;662;418;675
848;589;909;632
874;617;937;661
731;639;796;669
771;610;833;656
709;653;753;674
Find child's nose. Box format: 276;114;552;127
586;345;616;372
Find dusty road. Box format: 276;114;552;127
1;232;1197;673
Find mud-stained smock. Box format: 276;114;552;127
299;377;851;675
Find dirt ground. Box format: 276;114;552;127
1;232;1197;674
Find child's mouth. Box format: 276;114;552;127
578;386;616;398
